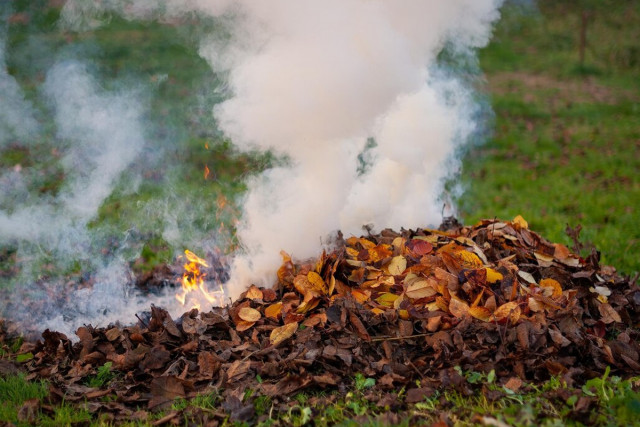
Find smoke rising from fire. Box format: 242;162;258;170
191;1;504;298
63;0;503;299
1;1;504;335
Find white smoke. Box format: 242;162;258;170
59;0;503;301
0;56;160;333
196;1;504;298
0;17;40;148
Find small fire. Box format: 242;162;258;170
176;249;225;311
204;164;210;180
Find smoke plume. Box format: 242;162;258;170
1;1;503;335
191;1;504;298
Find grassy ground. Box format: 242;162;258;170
458;0;640;275
1;0;639;425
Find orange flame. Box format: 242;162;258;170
204;165;210;180
176;250;225;311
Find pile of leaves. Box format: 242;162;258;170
2;216;640;424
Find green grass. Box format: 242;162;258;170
0;374;48;424
459;0;640;274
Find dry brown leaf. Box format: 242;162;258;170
405;279;438;299
598;303;622;324
307;271;327;294
245;286;263;301
238;307;261;322
270;322;298;346
449;296;470;318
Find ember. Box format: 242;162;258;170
4;217;639;423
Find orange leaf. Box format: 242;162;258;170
235;320;256;332
269;322;298;346
351;289;371;304
398;309;410;320
368;244;393;262
238;307;261;322
469;306;491;322
539;278;562;299
491;302;521;324
265;302;283;320
277;250;295;284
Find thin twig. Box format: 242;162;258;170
135;314;148;328
371;333;430;342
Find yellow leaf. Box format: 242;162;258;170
539;278;562;299
485;268;503;284
307;271;327;295
265;302;283;320
270;322;298;346
329;275;336;296
371;307;385;315
238;307;261;322
375;292;399;307
512;215;528;229
388;255;407;276
398;309;410;320
297;298;319;313
454;250;483;269
449;296;470;318
469;306;491;322
346;247;360;258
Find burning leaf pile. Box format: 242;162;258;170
2;217;640;424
